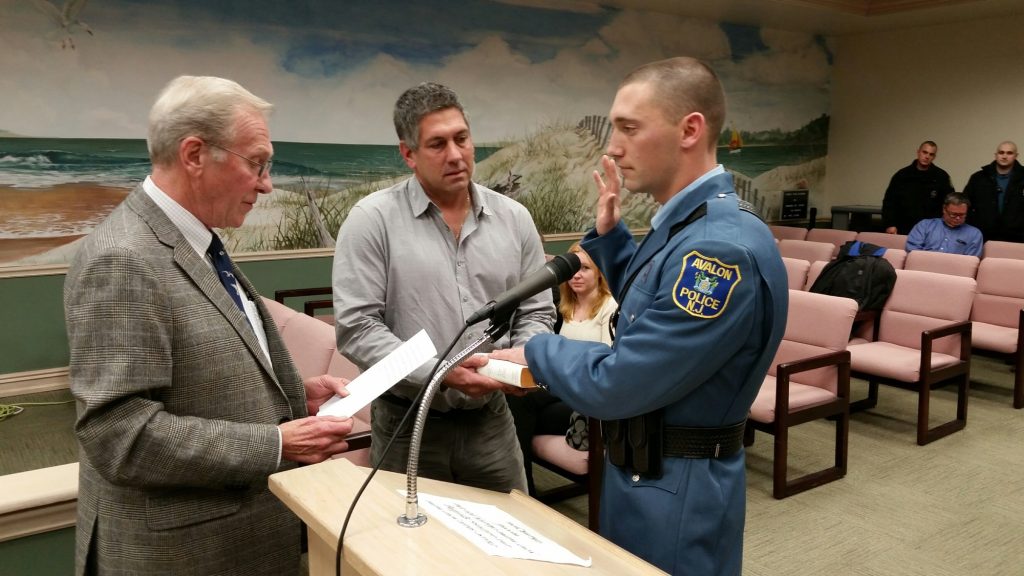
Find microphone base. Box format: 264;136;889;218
397;513;427;528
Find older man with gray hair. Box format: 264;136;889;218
65;75;354;575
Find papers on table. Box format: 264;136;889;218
414;492;592;567
317;330;436;418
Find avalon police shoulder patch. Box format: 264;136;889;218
672;250;742;318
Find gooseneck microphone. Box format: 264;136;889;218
466;252;581;326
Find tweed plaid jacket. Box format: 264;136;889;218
64;187;307;575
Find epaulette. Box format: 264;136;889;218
737;199;765;222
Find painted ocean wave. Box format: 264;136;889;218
0;138;500;190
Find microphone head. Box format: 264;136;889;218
549;252;582;283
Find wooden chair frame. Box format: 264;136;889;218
746;350;850;499
850;321;972;445
274;287;332;317
532;416;604;532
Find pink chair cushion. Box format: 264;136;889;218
532;435;588;476
972;322;1018;354
877;270;975;356
782;257;811;290
806;229;858;257
778;239;835;263
804;260;827;290
855;232;909;251
970;258;1024;353
750;377;839;423
904;250;979;278
751;290;857;424
882;248;906;270
278;310;338;379
770;225;808;241
975;258;1024;300
983;241;1024;260
847;342;963;382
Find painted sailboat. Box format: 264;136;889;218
728;126;742;154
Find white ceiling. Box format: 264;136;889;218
601;0;1024;35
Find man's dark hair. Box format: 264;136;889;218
393;82;468;150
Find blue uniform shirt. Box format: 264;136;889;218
524;170;788;576
905;217;983;256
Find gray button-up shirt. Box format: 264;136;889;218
332;176;554;410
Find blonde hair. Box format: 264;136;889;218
558;243;612;321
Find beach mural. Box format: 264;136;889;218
0;0;832;269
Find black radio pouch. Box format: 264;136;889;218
603;410;664;478
628;410;663;478
604;419;629;467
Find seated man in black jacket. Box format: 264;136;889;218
963;141;1024;243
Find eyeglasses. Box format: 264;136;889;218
208;143;272;178
944;210;967;220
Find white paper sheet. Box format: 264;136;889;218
413;492;592;567
317;330;436;418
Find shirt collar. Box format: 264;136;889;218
407;177;490;219
142;175;214;258
651;164;725;230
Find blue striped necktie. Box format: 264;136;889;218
207;233;246;313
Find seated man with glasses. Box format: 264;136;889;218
905;192;984;256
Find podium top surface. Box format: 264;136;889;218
269;458;666;576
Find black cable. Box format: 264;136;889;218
334;323;471;576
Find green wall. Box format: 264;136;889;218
0;528;75;575
0;255;333;375
0;239;583;374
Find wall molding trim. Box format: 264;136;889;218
0;367;70;398
0;247;334;280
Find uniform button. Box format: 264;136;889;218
717;193;726;198
632;474;640;482
463;296;469;302
629;314;635;322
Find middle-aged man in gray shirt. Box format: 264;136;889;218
332;82;554;492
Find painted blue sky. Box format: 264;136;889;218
0;0;833;143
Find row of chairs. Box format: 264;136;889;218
783;254;1023;410
771;225;1024;261
753;253;1024;500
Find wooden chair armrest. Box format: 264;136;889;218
274;287;332;304
774;350;852;413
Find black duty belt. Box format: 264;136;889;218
377;392;484;419
604;414;747;478
662;421;746;459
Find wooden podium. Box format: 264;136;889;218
269;458;666;575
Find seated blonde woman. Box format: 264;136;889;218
508;243;616;494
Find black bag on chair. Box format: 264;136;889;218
810;240;896;311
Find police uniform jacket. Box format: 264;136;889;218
525;171;788;576
881;161;953;235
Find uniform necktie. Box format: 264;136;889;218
207;233;245;313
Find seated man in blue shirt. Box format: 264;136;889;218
905;192;983;256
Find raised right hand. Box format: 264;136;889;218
279;415;353;464
593;154;622;235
